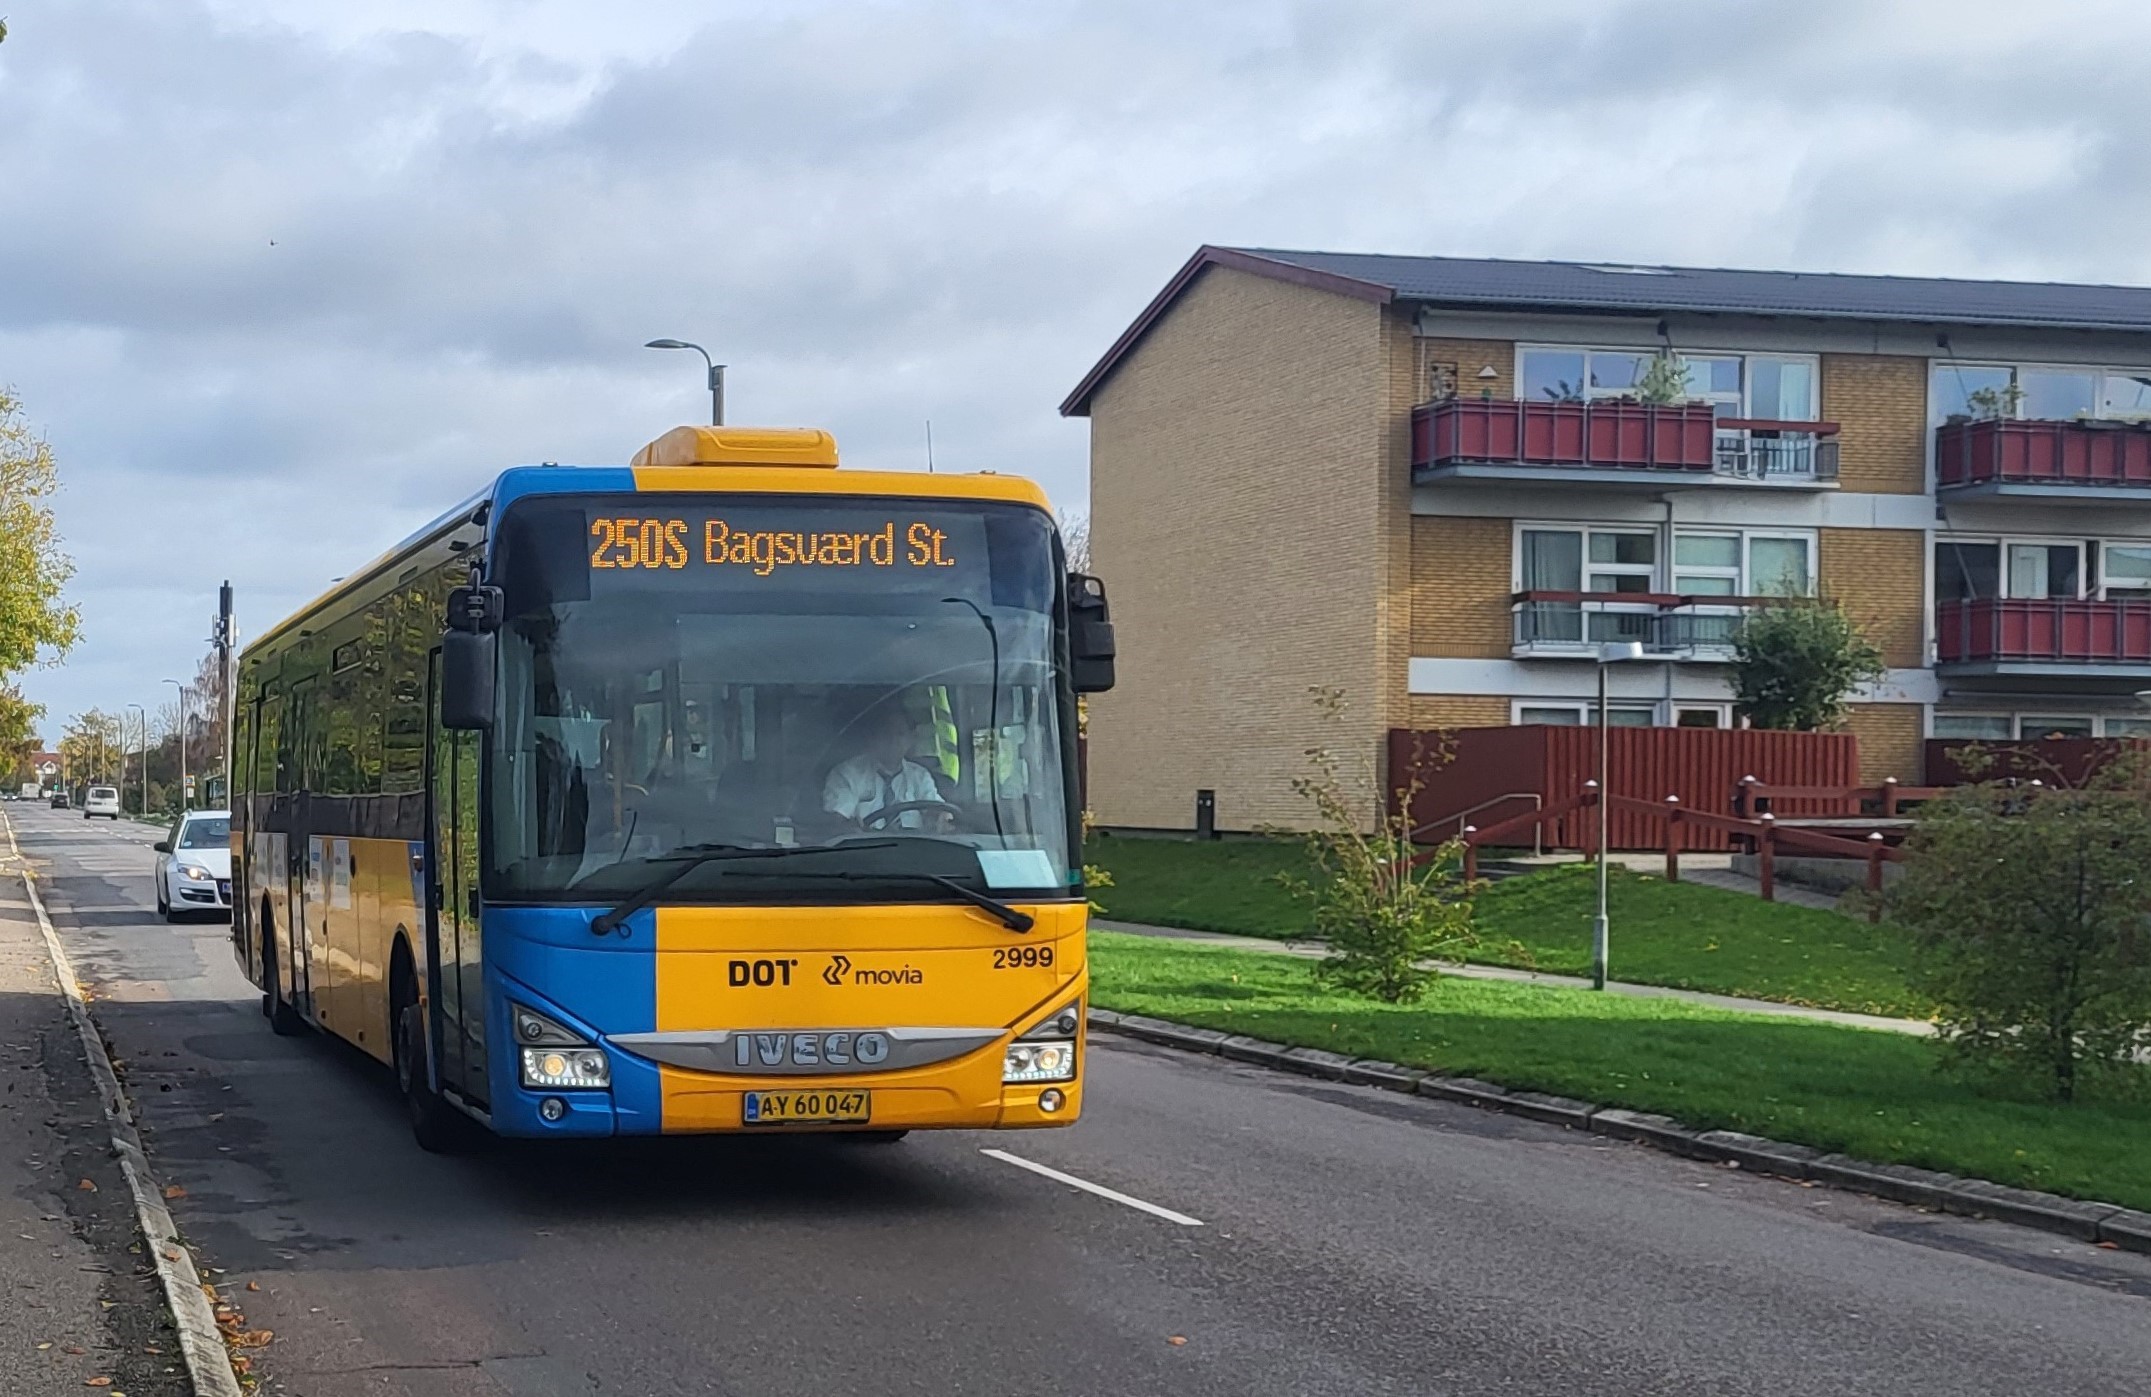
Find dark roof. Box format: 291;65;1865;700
1060;245;2151;416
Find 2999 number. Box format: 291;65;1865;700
992;945;1055;970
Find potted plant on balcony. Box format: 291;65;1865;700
1585;352;1715;469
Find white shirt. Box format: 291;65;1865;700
822;755;943;828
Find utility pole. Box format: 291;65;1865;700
164;679;189;814
126;704;146;815
216;582;235;807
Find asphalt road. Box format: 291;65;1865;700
11;800;2151;1397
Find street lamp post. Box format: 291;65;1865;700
644;339;725;425
164;679;189;815
126;703;146;816
1593;640;1646;990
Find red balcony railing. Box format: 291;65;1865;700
1935;597;2151;665
1414;400;1838;481
1935;418;2151;491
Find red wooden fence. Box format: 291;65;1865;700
1390;725;1859;851
1925;736;2149;787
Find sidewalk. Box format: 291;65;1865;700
1092;918;1934;1036
0;859;191;1394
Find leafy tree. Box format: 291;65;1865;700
0;389;82;674
59;709;124;787
1730;597;1884;731
1888;782;2151;1101
1281;687;1480;1003
0;684;42;780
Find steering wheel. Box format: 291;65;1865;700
861;799;962;830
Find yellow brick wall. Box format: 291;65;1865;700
1414;336;1516;403
1378;308;1422;788
1819;527;1926;668
1845;702;1925;784
1407;695;1508;729
1086;266;1388;831
1821;353;1927;494
1410;516;1512;656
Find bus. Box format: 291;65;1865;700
229;425;1115;1150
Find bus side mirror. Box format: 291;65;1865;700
442;583;503;731
1068;573;1116;694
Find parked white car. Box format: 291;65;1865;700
154;810;232;922
83;785;121;819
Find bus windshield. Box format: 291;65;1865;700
485;494;1077;903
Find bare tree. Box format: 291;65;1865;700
1056;508;1091;574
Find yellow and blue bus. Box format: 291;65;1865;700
230;425;1114;1149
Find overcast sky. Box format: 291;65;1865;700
5;0;2151;740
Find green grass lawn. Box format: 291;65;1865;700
1090;931;2151;1212
1087;837;1927;1019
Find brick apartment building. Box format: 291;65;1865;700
1063;246;2151;831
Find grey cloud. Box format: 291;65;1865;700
9;0;2151;729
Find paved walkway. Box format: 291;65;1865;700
1093;918;1934;1036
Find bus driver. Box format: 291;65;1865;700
822;702;949;831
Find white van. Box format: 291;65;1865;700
83;786;121;820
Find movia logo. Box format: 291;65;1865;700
823;954;853;986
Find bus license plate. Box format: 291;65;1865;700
742;1089;870;1126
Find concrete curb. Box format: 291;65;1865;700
4;810;245;1397
1090;1008;2151;1258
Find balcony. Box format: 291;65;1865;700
1934;597;2151;677
1512;592;1760;660
1413;400;1839;489
1935;418;2151;500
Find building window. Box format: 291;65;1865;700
1931;714;2012;740
1515;702;1656;727
1931;712;2143;739
1519;346;1818;419
1748;536;1811;596
1674;705;1729;728
2008;542;2081;599
1930;535;2151;601
1669;530;1812;596
1931;361;2151;425
1519;527;1656;593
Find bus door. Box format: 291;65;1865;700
426;650;488;1107
284;676;320;1019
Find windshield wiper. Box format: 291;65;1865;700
587;841;896;936
726;868;1036;933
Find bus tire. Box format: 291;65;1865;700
261;912;305;1037
392;962;466;1154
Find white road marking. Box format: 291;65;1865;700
980;1148;1204;1227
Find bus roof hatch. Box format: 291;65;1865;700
630;425;840;469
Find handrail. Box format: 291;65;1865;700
1512;589;1773;608
1412;792;1541;854
1713;418;1840;435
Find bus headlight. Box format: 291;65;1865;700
512;1004;610;1089
1003;1041;1077;1083
521;1047;611;1090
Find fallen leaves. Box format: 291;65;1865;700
83;1377;112;1388
1166;1336;1187;1347
75;1179;95;1192
161;1185;185;1200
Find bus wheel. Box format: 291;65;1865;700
392;974;466;1154
261;916;304;1037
